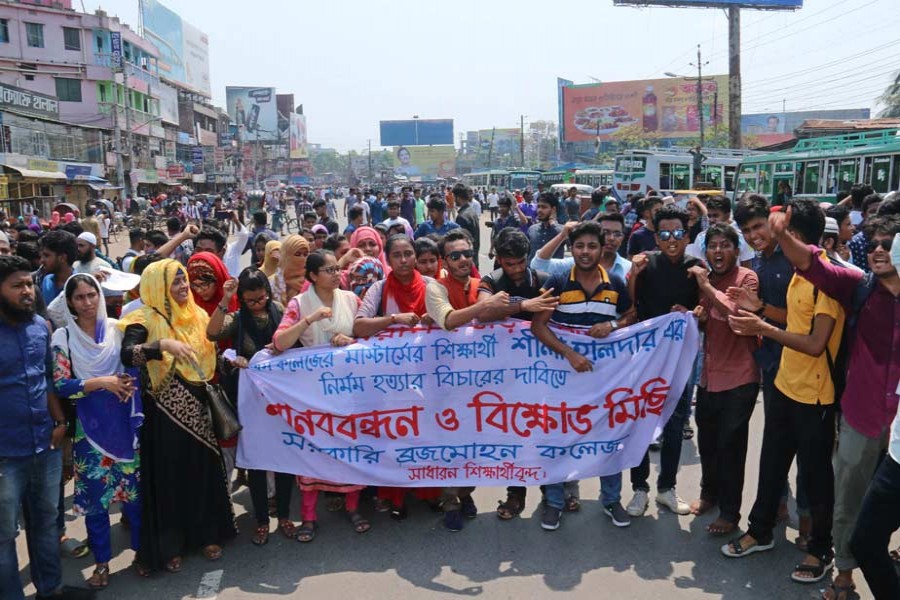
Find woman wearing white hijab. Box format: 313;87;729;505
50;273;142;588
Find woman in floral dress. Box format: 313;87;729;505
51;273;142;588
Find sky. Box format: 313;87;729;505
86;0;897;152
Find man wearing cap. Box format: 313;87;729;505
72;233;111;275
822;216;862;273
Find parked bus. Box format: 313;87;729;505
461;169;510;191
734;129;900;203
574;168;614;188
508;169;542;192
540;167;575;186
613;147;753;198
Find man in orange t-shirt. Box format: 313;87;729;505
445;187;456;220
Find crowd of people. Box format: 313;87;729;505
1;180;899;600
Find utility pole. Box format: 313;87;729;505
487;127;495;169
367;139;372;182
123;68;133;198
519;115;525;168
728;6;742;149
689;44;710;182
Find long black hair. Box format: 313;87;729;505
236;267;282;358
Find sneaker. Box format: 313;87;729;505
602;502;632;527
626;490;650;517
460;496;478;519
443;509;464;532
541;506;562;531
656;489;691;515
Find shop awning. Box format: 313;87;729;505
2;164;67;181
87;182;124;191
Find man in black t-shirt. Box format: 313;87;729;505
476;228;558;520
454;183;481;264
625;205;702;520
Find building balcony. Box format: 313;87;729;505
93;54;160;87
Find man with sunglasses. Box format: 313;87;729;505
425;229;510;532
625;205;701;519
735;211;899;598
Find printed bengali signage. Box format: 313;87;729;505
561;75;728;142
141;0;211;97
226;87;279;142
0;83;59;120
238;314;699;486
392;145;456;178
289;113;308;159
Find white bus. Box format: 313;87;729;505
461;169;510;191
574;168;614;188
613;147;756;198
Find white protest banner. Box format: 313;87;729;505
237;313;699;487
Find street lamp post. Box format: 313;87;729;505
665;44;711;183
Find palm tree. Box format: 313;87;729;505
879;70;900;118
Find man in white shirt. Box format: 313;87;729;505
487;188;500;220
73;232;107;275
97;211;111;256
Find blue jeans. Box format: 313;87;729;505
545;474;622;509
0;449;63;599
630;383;692;492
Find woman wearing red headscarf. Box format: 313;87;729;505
186;251;241;483
352;234;439;517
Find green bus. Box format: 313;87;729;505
734;129;900;203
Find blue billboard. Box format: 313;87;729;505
380;119;454;147
614;0;801;7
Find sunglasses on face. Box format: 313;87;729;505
657;229;686;242
867;239;893;253
447;249;474;261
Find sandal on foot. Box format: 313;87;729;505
721;535;775;558
132;561;151;578
822;581;857;600
60;536;90;559
349;511;371;534
296;521;318;543
706;518;737;536
251;524;270;546
389;505;408;521
564;495;581;512
791;557;833;583
88;565;109;588
165;556;182;573
683;425;695;440
278;519;297;539
203;545;223;561
496;494;525;520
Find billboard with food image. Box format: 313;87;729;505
561;75;728;142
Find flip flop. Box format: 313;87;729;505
60;536;90;559
349;512;371;534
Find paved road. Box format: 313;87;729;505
15;208;892;599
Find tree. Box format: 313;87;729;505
878;70;900;118
609;123;663;150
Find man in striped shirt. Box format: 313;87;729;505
530;221;635;531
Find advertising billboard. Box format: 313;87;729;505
613;0;801;8
380;119;454;146
153;82;180;125
226;87;278;142
742;108;871;146
477;129;521;155
277;93;294;138
141;0;211;97
392;146;456;178
561;75;728;142
289;113;308;159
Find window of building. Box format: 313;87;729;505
0;19;9;44
25;23;44;48
62;27;80;51
55;78;82;102
97;82;108;103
